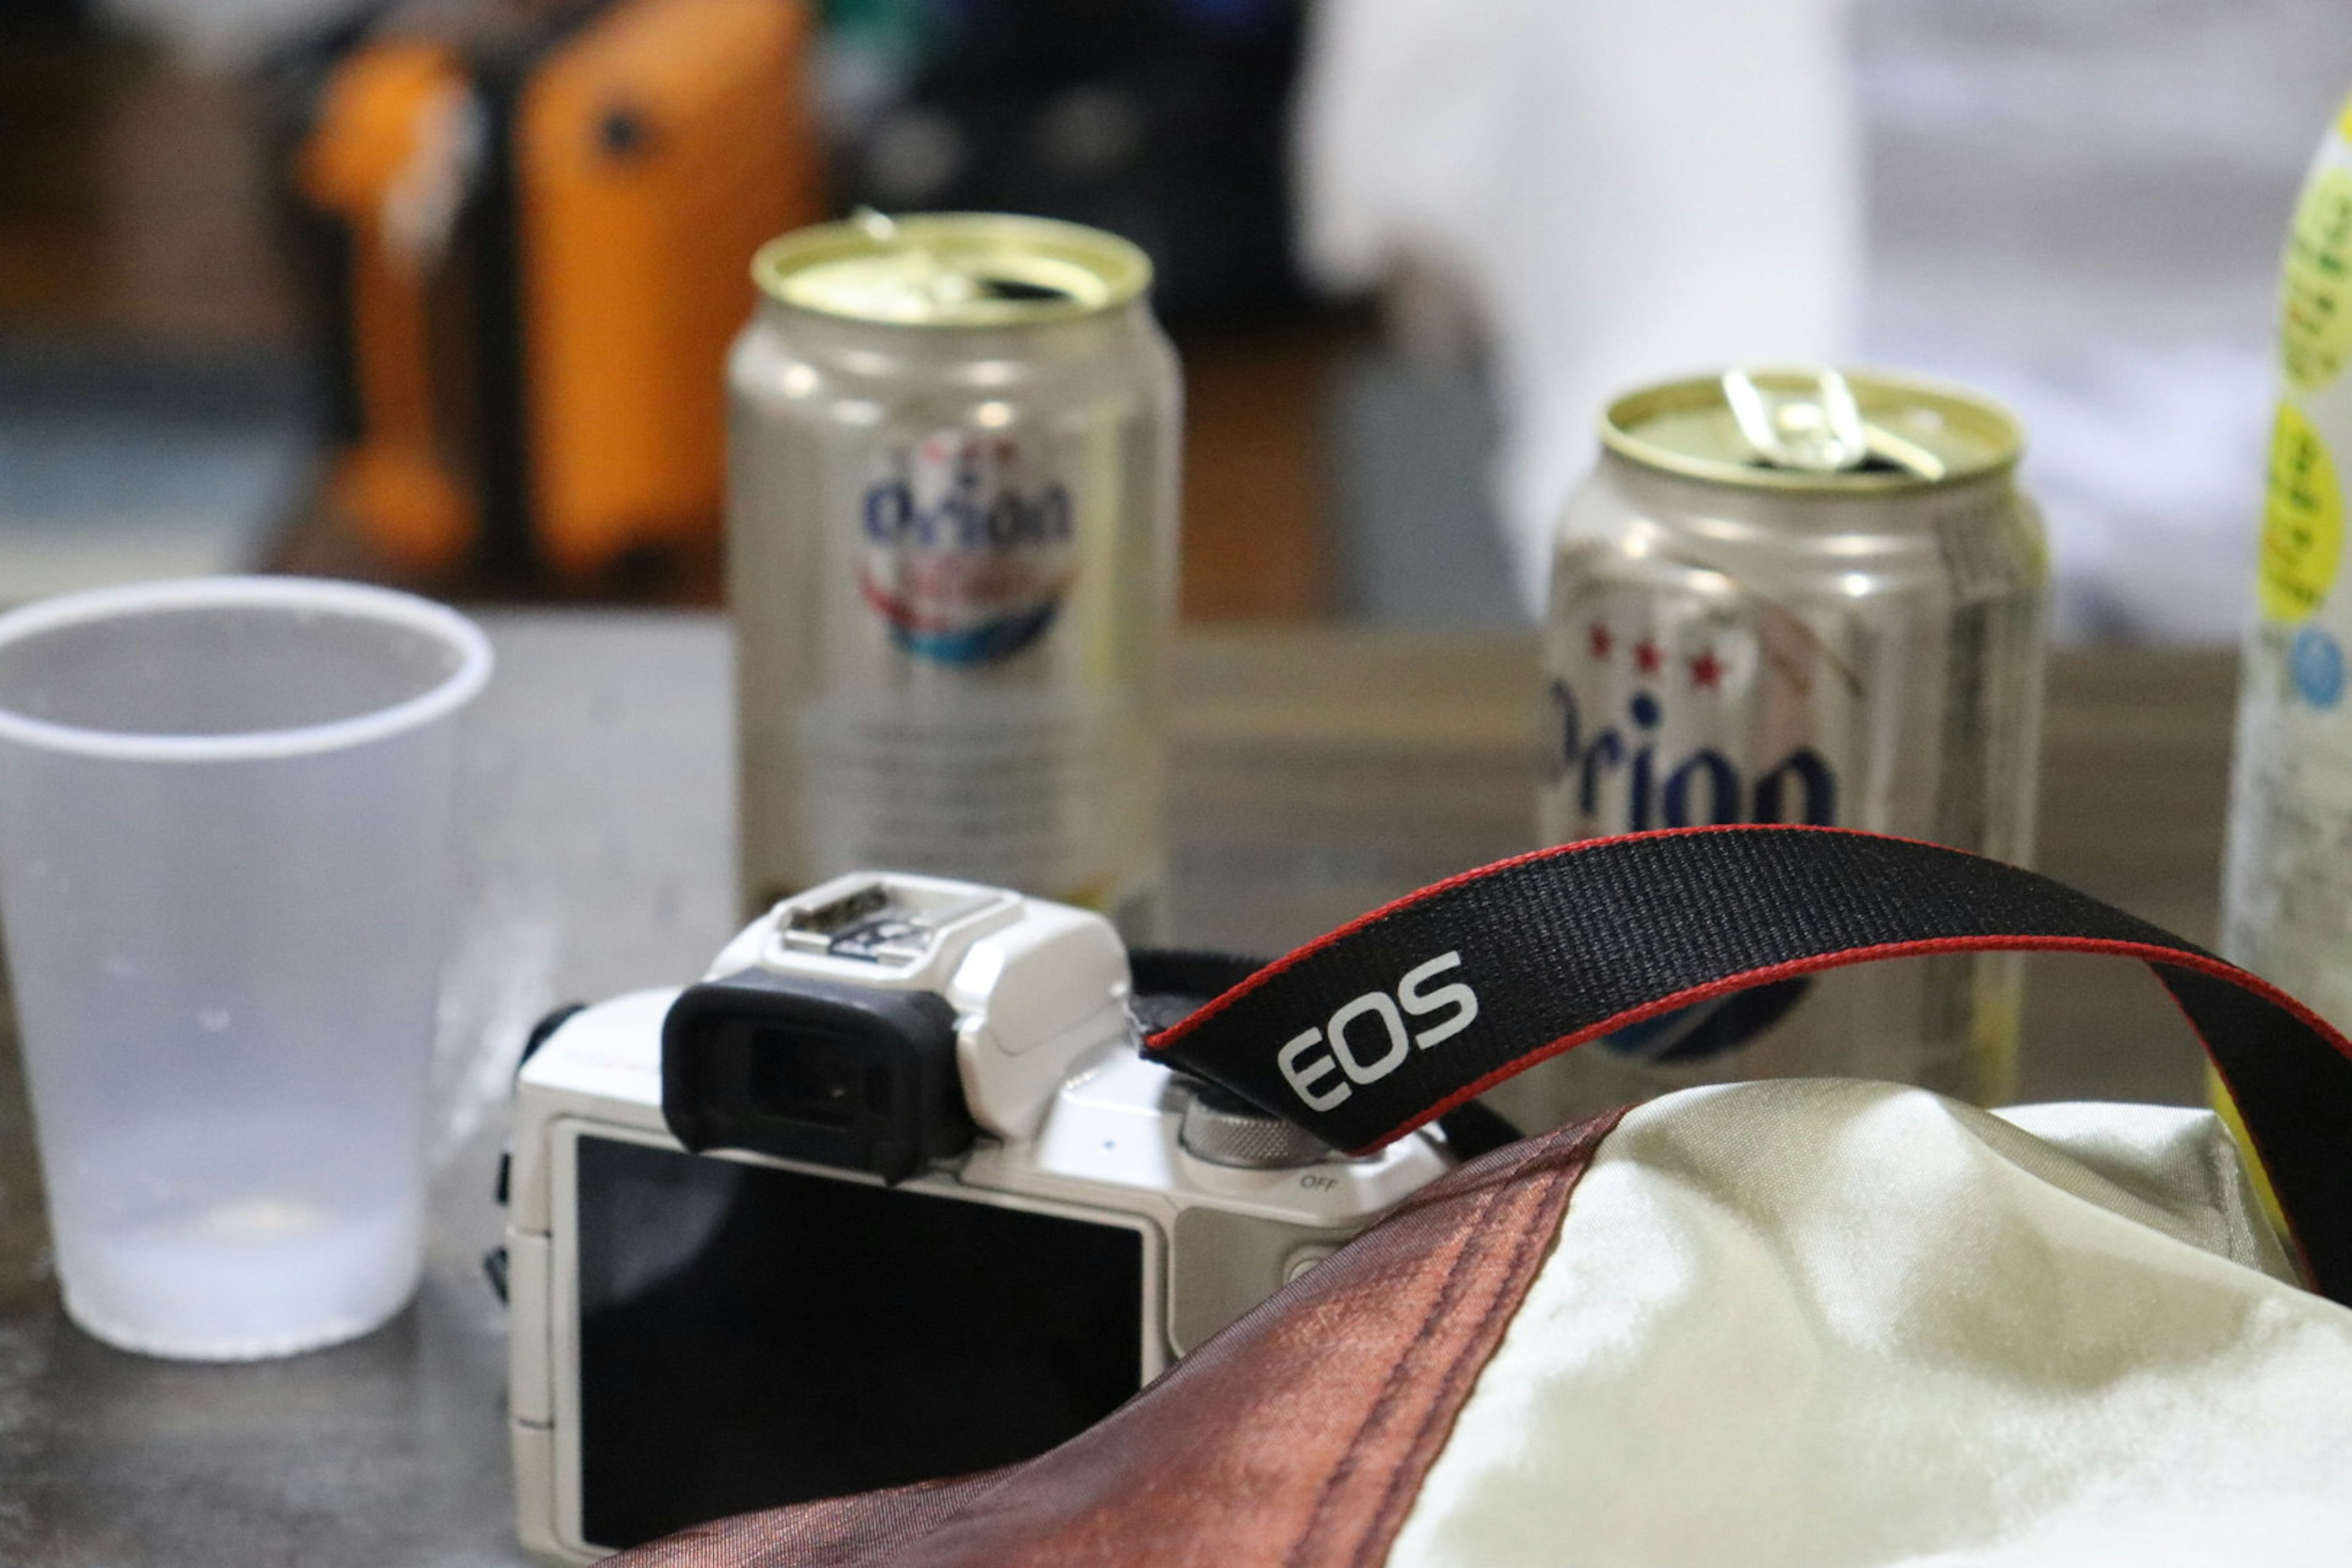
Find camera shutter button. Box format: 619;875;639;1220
1178;1084;1330;1169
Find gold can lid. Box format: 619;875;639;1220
1602;367;2024;491
753;210;1152;327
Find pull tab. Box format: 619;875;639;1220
848;206;975;314
1722;366;1950;481
1723;366;1871;472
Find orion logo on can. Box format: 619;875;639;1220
1546;623;1836;832
858;433;1076;665
1546;620;1835;1062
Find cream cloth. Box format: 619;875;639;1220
1389;1079;2352;1567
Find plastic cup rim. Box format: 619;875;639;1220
0;576;494;763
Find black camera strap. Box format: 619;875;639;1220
1144;824;2352;1304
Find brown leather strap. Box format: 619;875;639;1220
609;1112;1627;1568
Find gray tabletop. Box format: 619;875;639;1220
0;612;2242;1566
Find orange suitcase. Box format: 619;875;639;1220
293;0;824;579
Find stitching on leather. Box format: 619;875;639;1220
1357;1173;1560;1562
1286;1118;1623;1568
1347;1110;1627;1568
1281;1162;1525;1568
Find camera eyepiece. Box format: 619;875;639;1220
660;970;971;1184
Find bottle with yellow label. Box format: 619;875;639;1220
2217;91;2352;1224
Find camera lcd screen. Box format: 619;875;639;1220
575;1134;1146;1551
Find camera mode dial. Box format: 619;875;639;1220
1178;1082;1330;1169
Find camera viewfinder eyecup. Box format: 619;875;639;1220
660;970;971;1184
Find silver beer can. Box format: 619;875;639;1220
1509;368;2048;1126
728;213;1180;937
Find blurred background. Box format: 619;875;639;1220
1;0;2350;638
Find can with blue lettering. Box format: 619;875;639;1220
1515;368;2047;1125
728;213;1180;938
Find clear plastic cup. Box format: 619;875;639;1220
0;578;491;1359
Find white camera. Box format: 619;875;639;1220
503;872;1452;1562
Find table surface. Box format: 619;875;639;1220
0;613;2242;1566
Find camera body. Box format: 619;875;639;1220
507;872;1449;1563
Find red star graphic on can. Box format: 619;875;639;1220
1589;622;1613;659
1690;649;1724;690
1634;640;1662;676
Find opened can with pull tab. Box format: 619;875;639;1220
1516;368;2048;1126
728;213;1180;938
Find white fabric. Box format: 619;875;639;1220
1385;1079;2352;1567
1295;0;1864;614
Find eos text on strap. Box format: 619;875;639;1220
1147;825;2352;1305
1275;951;1480;1112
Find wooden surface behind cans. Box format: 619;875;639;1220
0;613;2236;1566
